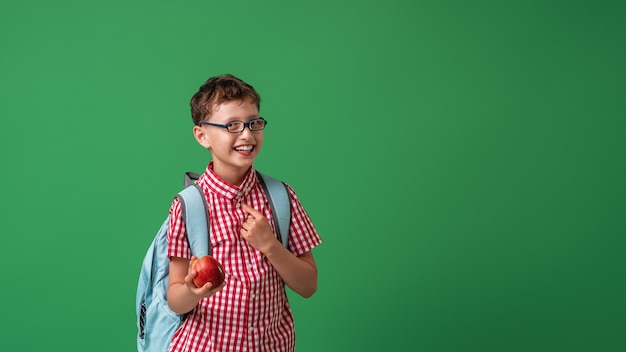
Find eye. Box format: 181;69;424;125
250;119;266;130
226;121;244;131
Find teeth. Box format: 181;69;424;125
235;145;253;152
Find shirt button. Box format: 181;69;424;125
249;326;255;332
247;263;253;269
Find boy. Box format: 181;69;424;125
166;74;322;352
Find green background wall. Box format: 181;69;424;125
1;0;624;351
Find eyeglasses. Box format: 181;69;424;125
199;118;267;133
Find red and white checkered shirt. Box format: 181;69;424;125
167;163;322;352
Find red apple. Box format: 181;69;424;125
192;255;225;288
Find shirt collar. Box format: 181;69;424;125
198;162;258;200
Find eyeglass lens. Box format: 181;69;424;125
227;119;266;132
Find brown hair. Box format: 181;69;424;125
190;74;261;125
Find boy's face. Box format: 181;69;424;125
193;99;263;179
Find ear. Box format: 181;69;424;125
193;125;212;149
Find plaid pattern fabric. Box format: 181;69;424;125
167;163;321;352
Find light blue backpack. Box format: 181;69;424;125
136;171;291;352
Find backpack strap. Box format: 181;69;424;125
184;172;201;188
177;184;210;256
180;170;291;252
257;171;291;249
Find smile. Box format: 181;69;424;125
234;145;254;152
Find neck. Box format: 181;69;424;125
211;163;250;186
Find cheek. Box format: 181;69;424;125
255;134;264;148
203;134;215;149
211;134;235;151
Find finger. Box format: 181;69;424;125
214;280;227;291
203;279;227;293
185;269;198;285
197;281;225;297
241;203;262;218
188;281;213;295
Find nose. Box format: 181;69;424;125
239;125;255;138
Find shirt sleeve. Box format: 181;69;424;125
284;183;322;256
167;197;191;259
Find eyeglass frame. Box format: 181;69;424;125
198;117;268;133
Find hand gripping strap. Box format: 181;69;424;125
178;184;210;257
257;171;291;249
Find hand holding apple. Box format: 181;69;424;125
191;255;225;288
